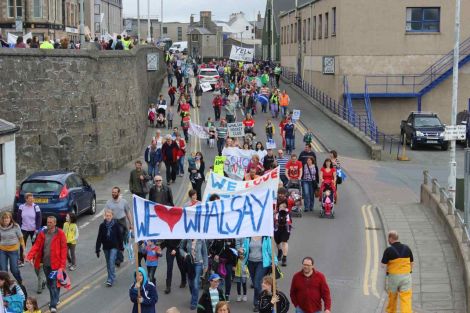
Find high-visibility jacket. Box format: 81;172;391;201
123;39;132;50
280;94;290;107
40;41;54;49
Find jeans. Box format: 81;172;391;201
44;266;60;309
104;248;118;284
188;263;203;307
281;106;288;117
247;261;266;307
217;138;225;156
214;106;221;121
148;163;157;179
302;180;316;211
165;249;186;288
270;103;278;118
147;266;157;284
169;93;175;106
165;161;177;183
168;75;173;86
286;137;295;154
0;249;22;283
178;156;185;175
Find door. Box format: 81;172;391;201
71;175;87;213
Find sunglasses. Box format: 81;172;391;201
155;180;162;182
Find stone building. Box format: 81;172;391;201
96;0;123;36
123;18;188;43
187;11;223;61
0;119;19;211
280;0;470;134
0;0;81;41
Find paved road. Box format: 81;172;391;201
20;81;385;313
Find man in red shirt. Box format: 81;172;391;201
290;256;331;313
285;154;303;186
212;94;223;121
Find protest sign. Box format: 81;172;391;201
202;168;280;202
266;139;276;150
222;147;259;180
213;156;226;176
227;122;245;137
229;45;254;62
200;82;212;92
292;109;301;121
132;187;275;240
188;122;209;139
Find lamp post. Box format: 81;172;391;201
147;0;151;43
79;0;84;44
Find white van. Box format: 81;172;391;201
169;41;188;54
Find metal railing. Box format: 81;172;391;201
423;170;470;247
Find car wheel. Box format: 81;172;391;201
410;137;416;150
88;197;96;215
441;142;449;151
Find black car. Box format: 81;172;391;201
14;171;96;223
400;112;448;150
456;110;470;146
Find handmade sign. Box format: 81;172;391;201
132;187;275;240
188;122;209;139
202;168;280;202
227;122;245;137
292;110;301;121
229;45;254;62
201;82;212;92
213;156;226;176
221;147;258;180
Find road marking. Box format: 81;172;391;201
361;204;372;296
366;205;380;298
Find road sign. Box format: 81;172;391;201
227;122;245;137
444;125;466;141
147;53;159;71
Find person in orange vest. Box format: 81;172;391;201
279;90;290;117
381;230;413;313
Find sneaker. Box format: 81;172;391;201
69;265;76;271
50;308;57;313
18;262;24;268
190;305;197;310
242;295;248;302
105;281;112;287
236;295;242;302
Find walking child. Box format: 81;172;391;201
25;296;41;313
63;213;79;271
209;126;216;148
148;104;156;127
233;252;249;302
145;240;162;284
167;107;174;129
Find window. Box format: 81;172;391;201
294;22;297;43
177;27;182;41
94;4;100;13
318;14;322;39
325;12;329;38
163;27;168;34
406;7;440;32
332;7;336;36
307;18;311;41
313;16;316;40
0;144;3;175
291;24;293;43
8;0;22;18
33;0;42;18
302;19;306;41
191;34;198;42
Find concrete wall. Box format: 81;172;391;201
0;135;16;211
0;46;165;181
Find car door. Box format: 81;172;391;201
65;176;80;212
79;176;94;211
71;175;87;213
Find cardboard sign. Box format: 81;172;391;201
266;139;276;150
201;82;212;92
292;110;301;121
227;122;245;137
213;156;226;176
229;45;254;62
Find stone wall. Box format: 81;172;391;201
0;46;166;180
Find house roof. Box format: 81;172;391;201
0;119;19;136
188;27;214;35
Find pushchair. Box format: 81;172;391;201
156;104;167;128
287;180;303;217
244;127;256;149
319;182;335;218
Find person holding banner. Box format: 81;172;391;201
161;239;186;294
259;276;290;313
129;267;158;313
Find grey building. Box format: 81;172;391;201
188;11;223;61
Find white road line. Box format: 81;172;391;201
361;204;371;296
79;222;90;229
366;205;380;298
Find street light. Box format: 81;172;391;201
79;0;84;44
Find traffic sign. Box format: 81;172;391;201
444;125;466;141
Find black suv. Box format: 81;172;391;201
400;112;448;150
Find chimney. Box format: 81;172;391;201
190;15;194;25
200;11;212;28
257;11;261;22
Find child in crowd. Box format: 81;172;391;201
63;213;79;271
24;296;41;313
233;252;249;302
167;107;174;129
187;152;196;170
303;128;314;146
148;104;156;127
145;240;162;284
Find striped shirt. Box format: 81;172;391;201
216;126;228;139
277;157;288;175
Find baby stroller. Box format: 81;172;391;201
156;104;167;128
244;127;256;149
320;182;335;218
287;180;303;217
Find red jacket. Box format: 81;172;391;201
290;270;331;312
212;97;222;108
27;227;67;270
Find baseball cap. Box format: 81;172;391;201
208;273;221;281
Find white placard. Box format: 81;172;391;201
229;45;254;62
444;125;466;141
188;122;209;139
266;139;276;150
292;109;301;121
227;122;245;137
200;82;212;92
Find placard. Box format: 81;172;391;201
213;156;226;176
227;122;245;137
147;53;159;71
323;56;335;74
266;139;276;150
292;109;301;121
201;82;212;92
229;45;254;62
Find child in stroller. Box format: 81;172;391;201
319;181;335;218
286;179;303;217
156;102;167;128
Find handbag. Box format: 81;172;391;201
266;265;284;280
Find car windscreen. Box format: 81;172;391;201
22;181;63;194
200;70;218;76
414;117;442;128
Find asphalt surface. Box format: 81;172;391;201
19;80;385;313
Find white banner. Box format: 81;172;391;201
201;82;212;92
229;45;254;62
202;168;280;202
227;122;245;137
7;32;32;45
222;147;262;180
132;188;275;240
188;122;209;139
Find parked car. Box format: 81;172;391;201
169;41;188;54
400;111;448;150
456;110;470;146
14;171;96;223
197;68;220;87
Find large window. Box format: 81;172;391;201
33;0;42;18
163;27;168;34
307;18;311;41
325;12;329;38
177;27;182;41
313;16;316;40
302;19;306;41
318;14;322;39
8;0;23;18
332;7;336;36
406;7;440;32
191;34;198;42
291;24;293;43
294;22;297;43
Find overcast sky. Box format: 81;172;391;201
122;0;267;22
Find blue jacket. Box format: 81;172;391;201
239;237;276;268
130;267;158;313
145;146;161;166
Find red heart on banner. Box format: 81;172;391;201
154;204;183;232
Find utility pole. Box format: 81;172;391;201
160;0;163;40
270;0;274;61
79;0;85;44
448;0;461;204
137;0;141;42
147;0;151;43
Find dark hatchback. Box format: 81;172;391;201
14;171;96;223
